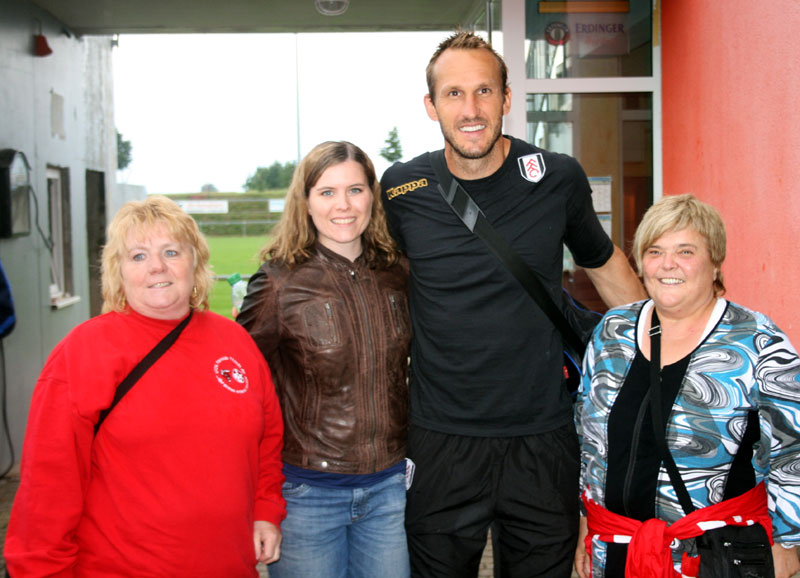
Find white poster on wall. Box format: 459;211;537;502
588;176;612;213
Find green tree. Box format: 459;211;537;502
380;126;403;163
280;161;297;187
116;130;132;170
244;161;297;191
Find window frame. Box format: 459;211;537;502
46;166;80;309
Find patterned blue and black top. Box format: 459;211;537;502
578;299;800;574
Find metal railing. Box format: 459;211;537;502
195;219;279;236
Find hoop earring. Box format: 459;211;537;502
192;286;198;299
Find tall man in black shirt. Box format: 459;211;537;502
380;31;646;577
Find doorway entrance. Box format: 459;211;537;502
85;170;106;317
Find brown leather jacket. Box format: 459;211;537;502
237;244;410;474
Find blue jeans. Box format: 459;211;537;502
268;472;410;578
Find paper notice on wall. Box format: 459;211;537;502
597;213;613;239
588;176;612;213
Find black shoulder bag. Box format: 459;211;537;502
430;150;601;394
648;311;774;578
94;309;193;435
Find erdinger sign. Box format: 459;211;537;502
544;15;629;57
545;22;570;46
572;14;628;57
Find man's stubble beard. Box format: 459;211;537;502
440;119;504;162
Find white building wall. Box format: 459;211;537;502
0;0;117;466
114;183;147;215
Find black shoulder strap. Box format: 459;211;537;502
430;150;586;357
94;309;193;436
649;307;760;511
648;309;696;515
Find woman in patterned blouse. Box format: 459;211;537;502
575;194;800;578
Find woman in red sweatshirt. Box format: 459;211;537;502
4;195;286;577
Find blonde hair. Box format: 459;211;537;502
264;141;400;268
101;195;213;313
632;194;727;296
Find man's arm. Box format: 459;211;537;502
583;246;646;308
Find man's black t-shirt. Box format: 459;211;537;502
380;136;613;436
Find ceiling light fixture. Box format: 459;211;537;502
314;0;349;16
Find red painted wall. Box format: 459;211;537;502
661;2;800;341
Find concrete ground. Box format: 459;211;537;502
0;469;18;576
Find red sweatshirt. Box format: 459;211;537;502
583;483;772;577
4;309;285;577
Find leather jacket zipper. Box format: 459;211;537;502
350;269;378;471
389;294;402;334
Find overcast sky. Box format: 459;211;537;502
112;32;448;193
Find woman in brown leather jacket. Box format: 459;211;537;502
237;141;411;578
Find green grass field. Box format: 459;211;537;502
206;235;270;319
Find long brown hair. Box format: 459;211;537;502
263;141;400;268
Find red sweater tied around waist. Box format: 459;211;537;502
583;482;772;578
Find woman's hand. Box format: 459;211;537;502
254;520;282;564
772;543;800;578
574;515;591;578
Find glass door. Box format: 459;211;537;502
517;0;658;310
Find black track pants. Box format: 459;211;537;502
405;423;580;578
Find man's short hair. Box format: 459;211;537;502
426;31;508;102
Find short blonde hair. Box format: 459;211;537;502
632;194;727;295
101;195;213;313
426;31;508;102
264;141;400;268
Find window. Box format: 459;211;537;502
525;0;652;79
47;167;79;308
471;0;503;45
526;92;652;252
518;0;657;248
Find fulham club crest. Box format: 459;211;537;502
518;153;546;183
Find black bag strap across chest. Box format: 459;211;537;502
429;149;587;358
648;310;697;515
94;309;193;435
648;308;759;514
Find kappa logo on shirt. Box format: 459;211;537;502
518;153;546;183
385;178;428;200
214;356;249;394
